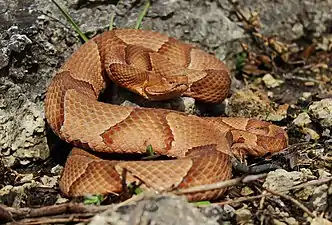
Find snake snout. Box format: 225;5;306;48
144;76;189;100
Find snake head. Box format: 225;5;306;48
144;75;189;100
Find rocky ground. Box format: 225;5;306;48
0;0;331;224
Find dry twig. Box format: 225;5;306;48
173;174;267;195
264;188;315;217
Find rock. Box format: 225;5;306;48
263;169;307;193
0;182;38;208
88;193;222;225
310;217;332;225
302;127;320;140
301;92;312;100
293;112;321;140
50;165;63;175
240;186;254;196
226;88;288;121
19;174;34;184
235;0;331;40
262;74;284;88
55;196;69;204
8;34;32;52
0;185;14;196
235;207;253;225
172;97;196;114
200;204;235;222
317;169;331;179
309;99;332;128
294;186;314;201
284;217;299;225
273;219;287;225
0;27;49;168
120;100;140;108
293;112;311;127
0;47;10;69
40;175;59;188
310;184;328;212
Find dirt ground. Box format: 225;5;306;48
0;0;331;224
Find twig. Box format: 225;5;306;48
211;177;332;219
259;190;267;224
173;174;267;195
211;193;268;206
264;188;315;217
2;176;330;223
279;177;332;192
273;141;309;153
1;203;110;220
6;213;93;225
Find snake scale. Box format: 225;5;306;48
45;29;288;201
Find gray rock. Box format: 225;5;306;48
8;34;32;52
263;169;307;193
233;0;332;40
262;74;284;88
88;193;223;225
310;217;332;225
171;97;196;114
235;207;253;225
310;184;328;212
293;112;311;127
0;47;10;69
309;99;332;128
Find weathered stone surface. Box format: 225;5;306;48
88;193;230;225
1;0;332;223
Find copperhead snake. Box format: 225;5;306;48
45;29;288;201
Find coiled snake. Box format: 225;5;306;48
45;29;288;201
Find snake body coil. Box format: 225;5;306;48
45;29;288;201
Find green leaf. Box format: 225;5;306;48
84;194;104;205
235;51;247;71
191;201;211;206
128;183;143;195
134;187;144;195
146;144;155;156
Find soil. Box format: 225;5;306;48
0;0;331;224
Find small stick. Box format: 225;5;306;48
173;174;267;195
264;188;315;218
1;203;110;220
